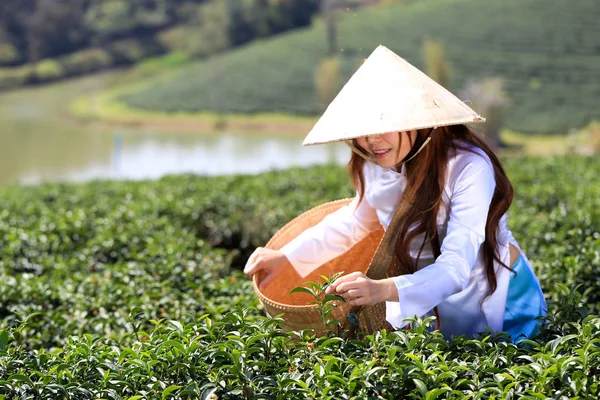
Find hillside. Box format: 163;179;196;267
120;0;600;134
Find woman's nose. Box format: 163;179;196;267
366;134;381;144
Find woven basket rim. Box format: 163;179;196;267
252;198;355;311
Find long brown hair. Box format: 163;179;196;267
348;125;514;326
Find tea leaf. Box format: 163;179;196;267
0;330;8;351
289;287;314;296
425;387;452;400
161;385;182;399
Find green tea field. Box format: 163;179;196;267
0;155;599;398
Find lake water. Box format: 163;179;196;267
0;72;349;187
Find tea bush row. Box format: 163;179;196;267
0;155;598;398
0;301;599;399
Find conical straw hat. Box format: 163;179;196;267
303;45;485;146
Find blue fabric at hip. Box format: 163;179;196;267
503;254;545;343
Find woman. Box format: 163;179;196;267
244;46;546;341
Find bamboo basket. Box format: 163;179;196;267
252;198;393;335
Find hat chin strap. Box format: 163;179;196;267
344;135;432;165
344;140;377;163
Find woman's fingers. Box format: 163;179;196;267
244;248;262;273
330;275;383;306
244;261;260;277
243;257;260;276
243;256;257;276
325;272;364;293
325;272;365;294
347;296;369;306
343;288;362;299
244;248;267;277
342;287;377;306
244;248;289;285
335;279;367;294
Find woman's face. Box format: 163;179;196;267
355;130;417;168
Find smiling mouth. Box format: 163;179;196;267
372;149;391;159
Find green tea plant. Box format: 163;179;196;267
0;296;598;398
289;272;346;335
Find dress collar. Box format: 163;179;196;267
382;162;406;176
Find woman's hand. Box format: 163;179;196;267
243;247;290;290
324;272;399;306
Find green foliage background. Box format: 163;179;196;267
0;0;319;90
0;0;318;66
0;155;599;398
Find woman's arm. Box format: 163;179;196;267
281;193;381;277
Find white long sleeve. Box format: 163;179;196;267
280;193;381;278
386;154;496;328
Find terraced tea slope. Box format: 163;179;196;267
121;0;600;134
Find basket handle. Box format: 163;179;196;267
345;199;414;334
365;199;413;280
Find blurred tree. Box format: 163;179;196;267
227;0;261;46
136;0;170;27
197;0;231;56
226;0;319;46
0;0;322;85
34;59;65;82
459;77;509;150
0;42;21;65
85;0;145;45
0;0;33;60
423;37;450;88
0;26;21;65
321;0;339;55
590;123;600;154
285;0;321;27
159;1;208;56
0;0;86;62
314;55;341;112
